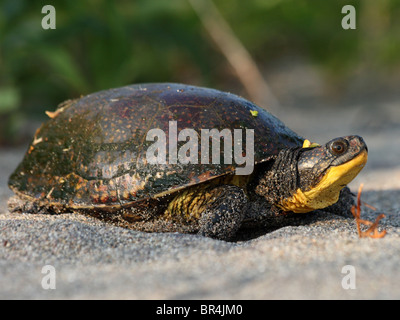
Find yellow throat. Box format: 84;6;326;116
278;150;368;213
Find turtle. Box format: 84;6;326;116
8;83;368;240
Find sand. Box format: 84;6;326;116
1;97;400;300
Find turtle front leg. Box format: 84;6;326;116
198;185;247;240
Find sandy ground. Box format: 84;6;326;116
1;87;400;300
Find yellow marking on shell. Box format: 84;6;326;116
32;136;43;146
302;139;320;148
250;110;258;117
122;190;130;200
278;150;368;213
100;193;109;203
45;102;69;119
45;110;59;118
46;187;55;199
109;190;117;198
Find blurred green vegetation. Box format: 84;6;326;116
0;0;399;145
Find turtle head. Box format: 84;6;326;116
255;135;367;213
278;135;368;213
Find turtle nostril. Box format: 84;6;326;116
358;136;368;152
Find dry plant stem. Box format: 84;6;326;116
362;201;377;211
351;184;386;239
188;0;279;112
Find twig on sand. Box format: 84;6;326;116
351;183;386;239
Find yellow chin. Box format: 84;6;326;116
277;150;368;213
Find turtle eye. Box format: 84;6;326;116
330;140;348;155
